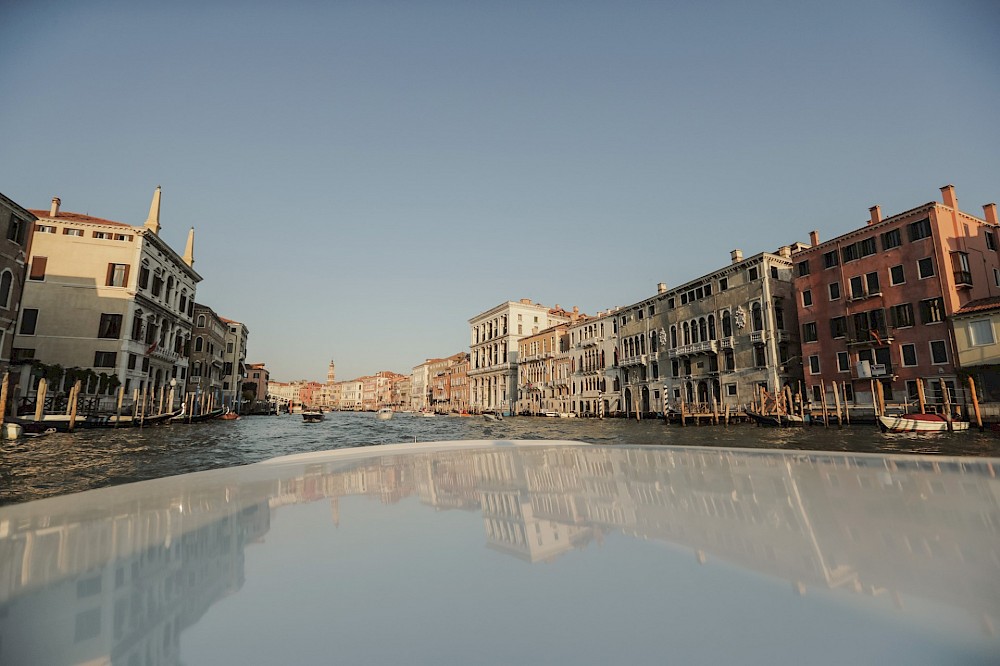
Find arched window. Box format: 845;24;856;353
650;331;658;352
699;318;707;341
708;314;716;340
670;326;677;348
691;319;699;344
0;270;12;309
197;314;206;328
752;302;763;331
683;322;690;345
722;310;732;337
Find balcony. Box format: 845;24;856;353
954;270;973;288
667;340;719;358
719;337;734;349
750;331;767;344
619;354;647;367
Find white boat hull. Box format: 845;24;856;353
878;415;969;433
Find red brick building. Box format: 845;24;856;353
792;185;999;409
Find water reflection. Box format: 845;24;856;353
0;443;998;663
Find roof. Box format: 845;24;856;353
954;295;1000;316
29;209;133;228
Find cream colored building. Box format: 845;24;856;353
568;312;619;416
468;299;579;414
15;189;199;407
220;317;249;410
952;296;1000;403
188;303;227;405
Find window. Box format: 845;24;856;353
0;270;11;308
36;224;56;234
823;250;839;269
802;322;818;343
828;282;840;301
29;256;47;280
197;314;206;328
919;297;945;324
797;260;810;276
859;238;877;257
11;348;34;362
837;351;850;372
842;244;859;263
830;316;847;339
901;344;917;367
890;303;914;328
865;271;880;293
718;278;728;291
128;353;137;370
802;289;813;307
106;263;129;287
952;251;972;285
908;217;932;241
19;308;38;335
881;228;902;250
987;230;997;251
7;214;25;244
808;355;820;374
194;336;204;352
151;274;163;296
94;351;117;367
929;340;948;364
770;266;779;279
138;266;149;289
969;319;996;346
98;313;122;338
63;228;83;237
918;257;935;279
748;266;759;281
889;265;905;285
753;345;767;367
850;275;864;299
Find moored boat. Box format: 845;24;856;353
376;408;393;420
877;413;970;433
744;409;804;427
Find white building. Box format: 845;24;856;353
220;318;249;410
468;299;579;414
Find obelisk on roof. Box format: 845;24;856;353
183;227;195;267
144;185;161;234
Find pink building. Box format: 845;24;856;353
792;185;999;409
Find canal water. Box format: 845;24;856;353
2;411;999;505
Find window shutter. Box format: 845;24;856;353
106;263;115;286
123;264;130;287
29;257;47;280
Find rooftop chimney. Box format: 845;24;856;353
941;184;958;209
50;197;60;217
984;203;998;226
657;282;667;294
809;230;819;246
868;205;881;226
183;227;195;267
730;249;743;264
520;298;531;304
778;246;791;258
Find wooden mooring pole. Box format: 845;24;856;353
968;376;983;430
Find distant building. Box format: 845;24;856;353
244;363;270;412
516;324;570;415
791;185;1000;409
568;313;618;417
14;189;199;408
468;300;581;414
220;318;249;410
0;192;36;381
188;303;227;405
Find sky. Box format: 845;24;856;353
1;0;998;382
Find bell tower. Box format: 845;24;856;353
327;360;336;385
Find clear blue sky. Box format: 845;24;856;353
2;0;998;382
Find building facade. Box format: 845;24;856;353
0;192;36;381
792;186;1000;409
568;313;619;416
516;324;570;415
15;189;199;409
659;248;803;413
188;303;227;406
220;318;249;410
468;300;579;414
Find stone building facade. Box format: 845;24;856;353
0;192;36;379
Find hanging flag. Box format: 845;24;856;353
870;329;883;346
146;341;158;355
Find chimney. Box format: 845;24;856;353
984;203;998;226
778;246;791;258
809;230;819;246
941;184;958;209
572;306;579;314
183;227;195;267
50;197;60;217
657;282;667;294
144;185;162;235
868;205;881;226
520;298;531;304
730;249;743;264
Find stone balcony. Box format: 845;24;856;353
667;340;718;359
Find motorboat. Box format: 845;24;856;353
302;409;325;423
877;412;970;433
376;408;394;421
744;409;805;427
0;440;996;663
483;411;503;422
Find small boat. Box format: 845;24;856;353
877;413;970;433
172;407;225;424
483;411;503;422
744;409;804;427
542;411;559;417
376;408;393;421
302;410;325;423
421;411;436;418
220;410;240;421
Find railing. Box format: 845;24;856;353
750;331;766;344
667;340;718;358
618;354;647;367
719;337;734;349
